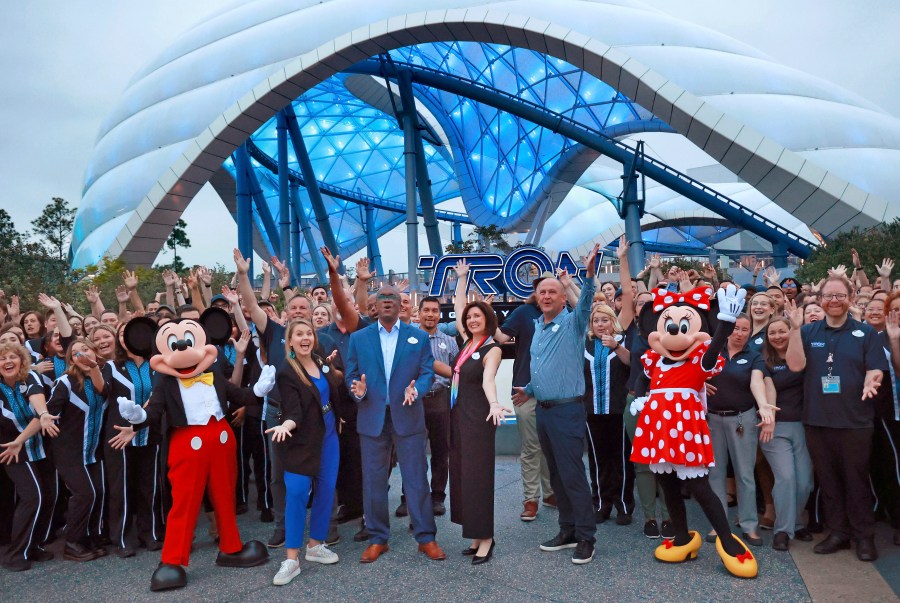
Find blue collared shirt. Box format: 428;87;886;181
378;320;400;391
427;328;459;391
525;278;596;401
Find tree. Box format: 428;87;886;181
165;219;191;273
443;224;521;254
0;209;21;249
31;197;76;261
795;219;900;283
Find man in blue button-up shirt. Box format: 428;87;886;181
513;243;600;565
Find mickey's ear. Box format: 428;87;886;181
123;317;158;357
200;307;232;346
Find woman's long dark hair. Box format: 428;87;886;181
761;317;792;370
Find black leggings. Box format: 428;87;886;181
657;471;743;556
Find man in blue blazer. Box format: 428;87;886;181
345;286;445;562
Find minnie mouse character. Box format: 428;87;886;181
117;308;276;591
630;284;758;578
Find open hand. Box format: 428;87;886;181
350;374;367;398
403;380;418;405
486;402;513;426
108;425;136;450
265;424;293;443
511;386;528;406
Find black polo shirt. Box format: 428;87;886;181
747;330;766;353
707;346;765;412
800;317;888;428
764;362;804;422
625;321;648;394
872;331;898;421
500;301;542;388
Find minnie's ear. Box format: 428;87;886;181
637;300;660;339
123;317;158;357
200;307;232;346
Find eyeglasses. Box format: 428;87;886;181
376;293;400;301
821;293;849;301
782;283;797;289
749;301;772;307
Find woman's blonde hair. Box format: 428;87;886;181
0;342;33;383
588;303;623;338
284;319;318;387
312;303;334;324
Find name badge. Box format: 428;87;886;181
852;330;864;338
472;352;481;360
551;324;560;333
408;337;418;344
754;338;763;345
736;358;748;365
821;375;841;394
322;365;330;373
439;342;447;349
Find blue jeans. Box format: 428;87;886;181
284;412;339;548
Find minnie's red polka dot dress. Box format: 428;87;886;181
629;340;724;479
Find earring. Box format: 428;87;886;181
289;350;296;359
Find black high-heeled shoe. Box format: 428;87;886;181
462;545;478;556
472;540;495;565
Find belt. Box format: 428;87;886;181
424;388;448;398
321;402;332;414
537;396;581;409
708;407;754;417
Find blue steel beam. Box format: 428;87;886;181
244;139;471;223
233;144;254;276
290;182;327;283
242;158;282;256
276;112;292;272
346;60;818;259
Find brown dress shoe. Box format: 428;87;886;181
543;495;558;509
521;501;538;522
418;541;447;560
360;543;389;563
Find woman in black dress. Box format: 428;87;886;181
449;261;512;565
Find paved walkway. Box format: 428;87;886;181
2;457;897;602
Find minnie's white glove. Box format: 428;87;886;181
629;396;649;416
253;365;277;397
117;396;147;424
716;284;747;323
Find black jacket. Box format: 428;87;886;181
134;365;256;433
276;357;349;476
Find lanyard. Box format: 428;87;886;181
824;327;844;378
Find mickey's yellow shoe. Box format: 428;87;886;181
654;530;701;562
716;534;758;578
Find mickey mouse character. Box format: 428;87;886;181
117;308;276;591
629;284;759;578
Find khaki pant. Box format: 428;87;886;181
516;397;553;502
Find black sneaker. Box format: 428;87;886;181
643;520;661;539
539;532;578;552
353;521;370;542
395;502;408;517
267;529;286;548
772;532;789;551
260;508;274;523
28;546;54;562
63;542;98;562
325;524;340;546
794;528;813;542
615;512;633;526
660;521;676;540
432;501;446;516
572;540;594;565
2;558;32;572
235;502;248;515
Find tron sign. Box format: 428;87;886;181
418;246;603;298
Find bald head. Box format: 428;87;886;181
375;286;401;326
536;278;567;322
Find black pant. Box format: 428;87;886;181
871;418;900;529
536;402;595;542
424;389;451;502
3;460;55;563
235;416;273;511
56;461;105;545
105;444;165;548
806;425;875;540
585;413;635;515
336;419;364;518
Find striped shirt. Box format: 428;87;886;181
525;278;596;401
427;328;459;391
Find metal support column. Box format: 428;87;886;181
397;70;442;256
452;222;462;245
619;142;646;271
397;70;420;291
771;243;788;269
364;204;384;277
282;107;344;272
290;184;327;284
234;143;254;277
289;181;302;284
276;112;291;266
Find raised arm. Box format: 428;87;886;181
38;293;71;338
784;300;806;372
84;285;105;318
187;270;206;312
573;244;601;335
233;248;269;334
196;266;213;305
355;257;375;316
453;260;469;340
616;235;635;328
260;261;272;302
220;285;249;333
647;254;662;290
270;256;294;303
115;286;130;321
123;270;145;314
323;247;359;332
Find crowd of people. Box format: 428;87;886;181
0;239;898;588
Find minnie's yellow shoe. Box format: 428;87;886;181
715;534;758;578
654;530;701;562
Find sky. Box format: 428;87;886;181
1;0;898;271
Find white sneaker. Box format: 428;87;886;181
273;558;301;585
305;543;339;565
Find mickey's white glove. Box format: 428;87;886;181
253;365;277;397
117;396;147;424
716;284;747;323
629;395;649;417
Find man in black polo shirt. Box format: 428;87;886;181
786;276;888;561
